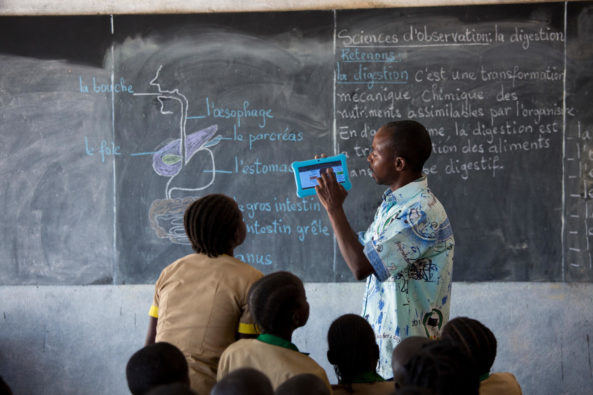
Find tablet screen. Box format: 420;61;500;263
298;160;346;190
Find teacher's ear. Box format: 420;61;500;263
394;156;407;171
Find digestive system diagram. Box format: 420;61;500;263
134;65;222;244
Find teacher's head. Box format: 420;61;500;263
367;120;432;190
184;194;246;257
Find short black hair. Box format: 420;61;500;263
248;271;306;334
211;367;274;395
440;316;497;376
382;120;432;173
0;376;13;395
126;342;189;395
183;194;243;257
145;382;196;395
327;314;379;383
392;336;432;389
395;385;435;395
275;373;330;395
401;339;479;395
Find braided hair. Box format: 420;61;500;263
440;316;497;377
327;314;379;384
248;271;307;335
183;194;244;257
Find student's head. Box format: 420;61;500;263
400;339;479;395
396;386;435;395
440;316;497;378
368;120;431;186
248;271;309;336
211;367;274;395
183;194;246;256
275;373;330;395
392;336;432;389
0;376;13;395
145;382;196;395
327;314;379;383
126;342;190;395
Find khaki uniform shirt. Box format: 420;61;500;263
150;253;263;395
332;381;394;395
480;372;522;395
217;339;332;391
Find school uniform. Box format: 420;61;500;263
217;334;332;391
149;253;263;395
331;371;394;395
480;372;522;395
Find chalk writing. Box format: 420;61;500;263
79;76;134;94
248;127;304;150
209;100;274;128
235;253;273;266
509;26;565;50
84;137;121;162
235;157;293;175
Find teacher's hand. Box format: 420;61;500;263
315;166;348;213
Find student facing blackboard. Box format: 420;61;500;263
145;194;263;395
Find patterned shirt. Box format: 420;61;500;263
360;176;455;378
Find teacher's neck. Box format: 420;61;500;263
389;171;423;191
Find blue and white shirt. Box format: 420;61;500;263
360;176;455;378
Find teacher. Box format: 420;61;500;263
315;120;455;378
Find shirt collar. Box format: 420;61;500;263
382;175;428;204
257;334;299;352
348;371;386;384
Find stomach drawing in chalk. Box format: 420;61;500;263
153;124;223;199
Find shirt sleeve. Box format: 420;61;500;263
148;269;165;318
237;271;264;335
148;304;159;318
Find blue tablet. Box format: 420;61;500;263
291;154;352;197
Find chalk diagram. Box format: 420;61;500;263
134;65;222;244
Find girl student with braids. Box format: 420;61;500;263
327;314;394;395
216;271;332;391
145;194;264;395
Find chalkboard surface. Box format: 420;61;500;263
0;3;592;285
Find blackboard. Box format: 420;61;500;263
1;3;592;285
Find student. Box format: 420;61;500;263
145;383;197;395
0;376;13;395
126;342;190;395
217;271;331;391
211;368;274;395
327;314;394;395
145;194;264;395
275;373;331;395
440;317;522;395
315;120;455;377
392;336;431;390
395;386;434;395
398;339;479;395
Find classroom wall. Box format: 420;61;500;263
0;0;561;15
1;282;592;394
1;2;591;395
